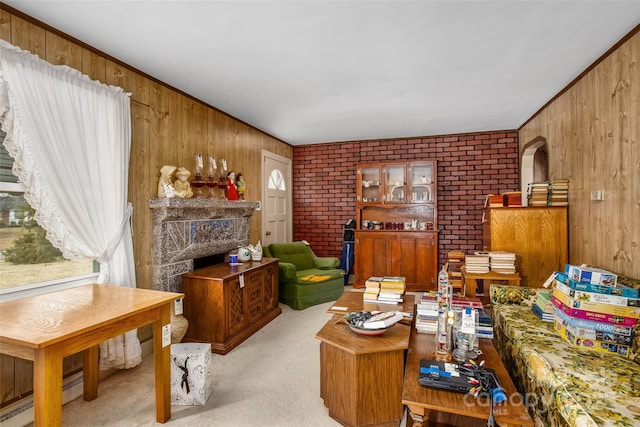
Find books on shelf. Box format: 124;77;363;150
548;179;569;206
465;253;490;274
488;251;516;275
527;182;549;206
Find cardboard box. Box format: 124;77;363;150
170;343;213;405
565;264;617;287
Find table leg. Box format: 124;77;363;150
466;278;477;297
33;347;63;427
153;303;172;423
83;345;99;401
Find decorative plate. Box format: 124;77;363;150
348;324;390;336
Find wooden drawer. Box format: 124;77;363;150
247;282;263;307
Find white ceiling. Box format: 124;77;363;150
5;1;640;146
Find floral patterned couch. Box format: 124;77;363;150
490;282;640;427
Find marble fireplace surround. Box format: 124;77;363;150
149;197;259;293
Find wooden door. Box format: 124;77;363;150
354;232;391;287
262;150;292;245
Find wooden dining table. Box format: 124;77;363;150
0;284;183;426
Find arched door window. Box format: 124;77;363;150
268;169;286;191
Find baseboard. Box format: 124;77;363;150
0;339;154;427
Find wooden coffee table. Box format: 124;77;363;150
316;315;411;427
328;290;415;318
402;329;533;427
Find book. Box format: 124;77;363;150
362;311;403;329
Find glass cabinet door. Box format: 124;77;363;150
358;165;381;203
409;163;434;203
384;164;406;203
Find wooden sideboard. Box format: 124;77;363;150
483;206;568;287
182;258;281;354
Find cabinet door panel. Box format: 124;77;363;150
354;233;390;285
226;278;246;336
394;233;437;291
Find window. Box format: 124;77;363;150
0;131;96;296
268;169;286;191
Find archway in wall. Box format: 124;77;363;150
520;137;549;206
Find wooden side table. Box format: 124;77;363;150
316;316;410;427
461;266;521;297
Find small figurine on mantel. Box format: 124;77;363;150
226;171;238;200
158;165;177;198
173;167;194;198
236;173;246;200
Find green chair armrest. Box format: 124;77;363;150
313;257;340;270
278;262;297;283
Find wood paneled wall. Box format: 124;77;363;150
519;29;639;280
0;5;292;408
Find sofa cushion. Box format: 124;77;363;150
268;242;315;271
296;268;344;285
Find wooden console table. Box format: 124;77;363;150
402;329;533;427
316;315;410;427
0;284;183;426
461;266;521;297
182;258;281;354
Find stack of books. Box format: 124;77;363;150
547;179;569;206
531;290;554;321
447;251;466;294
363;277;382;302
476;307;494;339
489;251;516;274
419;293;483;311
377;276;406;303
527;182;550;206
465;253;490;274
551;268;638;359
415;293;438;333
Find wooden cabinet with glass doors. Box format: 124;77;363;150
354;161;438;291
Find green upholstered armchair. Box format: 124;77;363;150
263;241;345;310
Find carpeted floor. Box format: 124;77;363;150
45;289;409;427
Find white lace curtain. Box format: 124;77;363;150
0;40;141;370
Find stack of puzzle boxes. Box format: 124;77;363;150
551;264;639;358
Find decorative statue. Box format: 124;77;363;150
236;172;246;200
226;171;238;200
173;167;194;198
158;165;177;198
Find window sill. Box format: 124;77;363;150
0;273;100;303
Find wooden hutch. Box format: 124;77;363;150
354;161;438;292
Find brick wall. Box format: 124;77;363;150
293;131;519;267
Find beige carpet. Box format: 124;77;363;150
46;289;407;427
